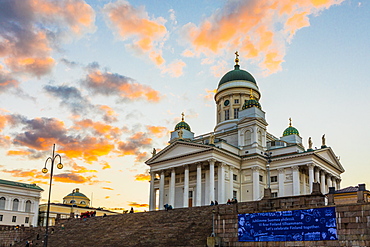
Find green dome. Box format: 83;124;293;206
242;98;261;110
175;121;191;131
218;65;256;87
66;192;88;198
283;126;300;136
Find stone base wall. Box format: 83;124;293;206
214;194;370;246
0;226;42;247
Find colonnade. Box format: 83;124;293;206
149;159;235;211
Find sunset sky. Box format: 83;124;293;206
0;0;369;211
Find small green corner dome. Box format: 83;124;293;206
218;65;257;87
283;126;300;136
175;121;191;132
242;98;261;110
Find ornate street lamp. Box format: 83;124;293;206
264;152;272;189
42;144;63;247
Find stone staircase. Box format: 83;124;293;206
17;206;214;247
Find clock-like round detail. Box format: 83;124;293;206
224;100;230;106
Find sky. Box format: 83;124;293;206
0;0;369;211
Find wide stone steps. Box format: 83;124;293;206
23;206;214;247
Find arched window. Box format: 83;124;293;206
70;200;76;204
80;201;86;205
245;130;252;145
25;200;32;212
258;130;262;145
0;197;5;210
12;199;19;211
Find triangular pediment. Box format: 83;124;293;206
315;148;345;172
146;141;213;164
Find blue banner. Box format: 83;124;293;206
238;207;337;242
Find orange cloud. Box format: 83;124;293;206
102;187;114;190
101;161;111;170
73;119;121;139
128;202;149;208
104;1;167;66
99;105;118;123
161;59;186;77
70;162;97;173
134;173;150;182
183;0;344;74
84;69;161;102
53;173;102;184
5;57;55;77
31;0;96;36
0;0;95;77
146;126;168;138
7;150;32;156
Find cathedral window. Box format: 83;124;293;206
12;216;16;222
12;199;19;211
25;217;29;223
233;190;237;199
233;174;237;181
234;99;239;104
271;176;278;183
271;192;278;198
259;175;263;182
225;110;230;120
258;130;262;145
234;108;239;119
0;215;3;221
25;200;32;212
245;130;252;145
0;197;5;210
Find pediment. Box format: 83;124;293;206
315;148;345;172
146;141;212;164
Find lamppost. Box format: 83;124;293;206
42;144;63;247
264;152;272;189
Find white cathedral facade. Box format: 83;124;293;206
146;54;345;211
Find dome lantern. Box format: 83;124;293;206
283;118;300;136
174;112;191;132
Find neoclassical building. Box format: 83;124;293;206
146;54;345;211
0;179;43;226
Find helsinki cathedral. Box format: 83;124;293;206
146;53;344;211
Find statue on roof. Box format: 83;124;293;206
209;133;215;145
151;148;156;157
322;134;326;147
308;137;313;150
178;129;183;139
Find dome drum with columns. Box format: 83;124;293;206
146;53;345;211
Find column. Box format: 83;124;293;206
149;171;155;211
229;166;234;200
196;163;202;206
326;174;331;194
183;165;189;208
209;159;215;203
292;166;300;196
336;179;341;190
320;171;326;194
331;177;336;189
252;166;260;200
33;200;39;226
205;168;210;204
159;170;165;210
315;168;320;183
302;173;307;195
308;164;315;193
169;168;176;208
218;163;225;203
278;168;285;197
